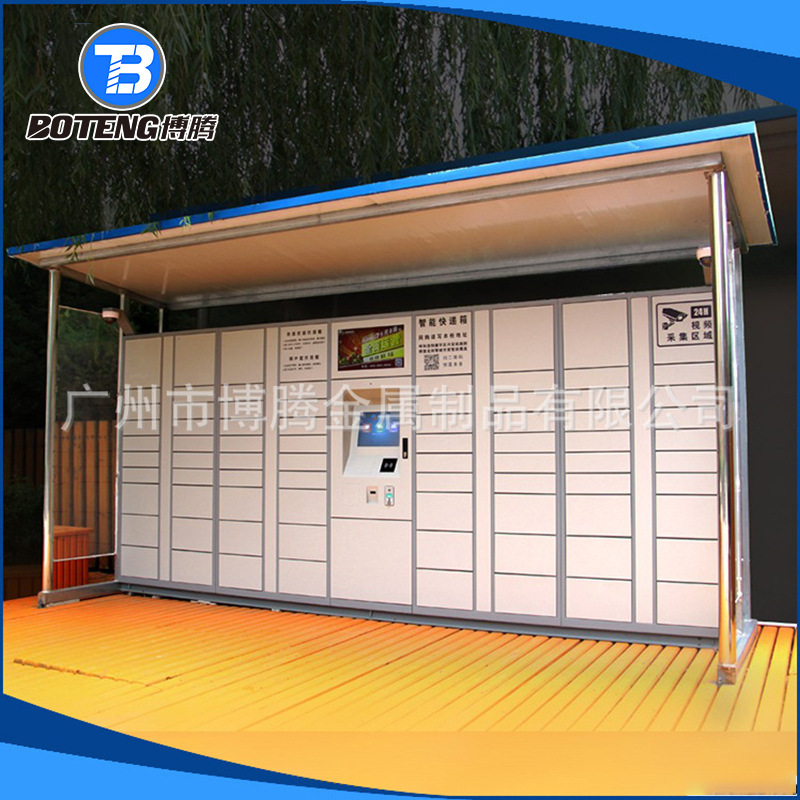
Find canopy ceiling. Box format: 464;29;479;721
10;122;775;309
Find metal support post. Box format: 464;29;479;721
40;269;61;601
114;293;126;562
709;168;739;684
730;245;753;628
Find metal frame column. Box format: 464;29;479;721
729;245;753;630
709;167;742;684
40;268;61;602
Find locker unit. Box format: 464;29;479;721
117;289;725;639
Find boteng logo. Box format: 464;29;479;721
79;24;166;110
26;23;217;142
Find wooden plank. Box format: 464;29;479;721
254;628;485;729
12;428;24;481
780;680;797;732
781;629;798;731
268;630;515;732
517;642;631;731
18;429;26;481
53;616;377;724
544;643;646;731
391;635;547;731
703;626;774;732
58;426;72;525
413;636;574;732
123;623;454;732
69;528;78;587
15;598;302;670
622;646;698;731
84;420;98;556
9;601;306;689
290;631;516;731
95;613;369;685
647;648;716;732
182;628;455;732
752;627;795;732
226;626;466;733
463;639;596;731
97;420;112;558
4;596;797;753
62;529;71;589
594;646;680;731
52;427;60;520
23;429;34;481
35;428;45;486
73;421;85;527
567;644;663;731
27;428;37;482
493;641;618;731
67;424;75;525
3;429;12;486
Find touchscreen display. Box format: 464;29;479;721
357;412;400;447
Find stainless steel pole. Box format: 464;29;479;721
41;268;61;601
114;293;126;563
727;237;745;635
709;168;737;683
731;245;752;626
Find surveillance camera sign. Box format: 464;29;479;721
655;300;714;347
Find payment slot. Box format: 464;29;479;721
330;383;413;605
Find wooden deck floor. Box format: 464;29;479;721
4;594;796;794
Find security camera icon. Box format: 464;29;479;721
661;307;688;330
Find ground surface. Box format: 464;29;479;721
3;594;796;794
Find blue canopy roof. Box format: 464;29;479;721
9;118;776;308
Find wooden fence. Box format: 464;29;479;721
4;420;117;558
4;428;45;487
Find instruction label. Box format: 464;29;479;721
415;312;472;374
280;325;328;381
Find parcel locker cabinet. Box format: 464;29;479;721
561;298;635;625
329;316;414;608
118;335;162;581
118;289;721;639
649;292;719;629
414;310;476;614
491;304;558;620
277;323;329;600
119;329;270;592
554;292;718;631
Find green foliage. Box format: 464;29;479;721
55;307;119;421
3;5;766;249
